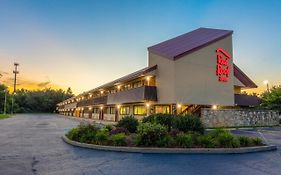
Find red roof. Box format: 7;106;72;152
148;27;233;60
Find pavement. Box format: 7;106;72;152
0;114;280;175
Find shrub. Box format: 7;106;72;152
207;129;240;148
172;115;204;134
110;127;129;135
66;124;98;143
95;128;109;145
216;132;240;148
208;128;228;138
238;136;254;147
142;115;156;123
143;114;175;131
109;133;127;146
156;135;175;147
136;122;168;146
117;116;139;133
197;135;218;148
66;128;80;141
105;124;114;131
175;133;194;148
169;128;180;137
252;137;263;146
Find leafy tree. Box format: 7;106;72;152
260;85;281;113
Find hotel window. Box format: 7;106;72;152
133;81;142;88
155;105;171;114
108;107;115;114
105;107;115;114
133;105;146;115
120;106;130;115
93;108;99;113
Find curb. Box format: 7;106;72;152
62;135;277;154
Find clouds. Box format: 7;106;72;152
1;76;62;91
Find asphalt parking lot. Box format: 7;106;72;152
0;114;280;175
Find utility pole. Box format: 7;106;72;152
11;62;19;114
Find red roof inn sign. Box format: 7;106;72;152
216;48;231;82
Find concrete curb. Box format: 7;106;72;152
62;135;277;154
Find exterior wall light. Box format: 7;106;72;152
89;107;92;110
100;90;104;95
212;105;218;110
100;106;103;110
146;103;150;107
117;105;121;109
177;104;182;108
117;85;121;90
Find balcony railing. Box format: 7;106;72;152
77;96;107;107
107;86;157;104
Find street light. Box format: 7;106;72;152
263;80;269;92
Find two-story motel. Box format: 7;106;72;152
57;28;260;121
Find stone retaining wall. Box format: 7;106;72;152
201;108;279;128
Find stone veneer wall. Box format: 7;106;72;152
201;108;279;128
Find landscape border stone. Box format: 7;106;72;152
62;135;277;154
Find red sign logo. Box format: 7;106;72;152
216;48;231;82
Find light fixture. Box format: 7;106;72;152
146;76;150;81
117;105;121;109
100;90;104;94
117;85;121;90
212;105;218;110
89;107;92;110
263;80;269;85
146;103;150;107
100;106;103;110
177;104;182;108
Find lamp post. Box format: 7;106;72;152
263;80;269;92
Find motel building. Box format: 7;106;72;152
57;28;260;122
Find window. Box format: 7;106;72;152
155;105;171;114
93;108;99;114
120;106;130;115
106;107;115;114
133;105;146;115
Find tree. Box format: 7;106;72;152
12;88;74;113
260;85;281;113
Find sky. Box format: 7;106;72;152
0;0;280;95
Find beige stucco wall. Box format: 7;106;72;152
149;35;235;106
149;52;175;103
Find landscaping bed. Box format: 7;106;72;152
65;114;267;150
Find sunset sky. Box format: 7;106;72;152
0;0;281;95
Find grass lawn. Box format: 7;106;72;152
0;114;11;120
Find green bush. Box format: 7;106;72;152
142;115;156;123
238;136;253;147
208;129;240;148
105;124;113;131
136;122;168;146
252;137;263;146
109;133;127;146
175;133;194;148
95;128;109;145
66;124;98;143
66;128;80;141
143;114;174;131
172;115;204;134
117;116;139;133
216;132;240;148
156;135;175;147
196;135;218;148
